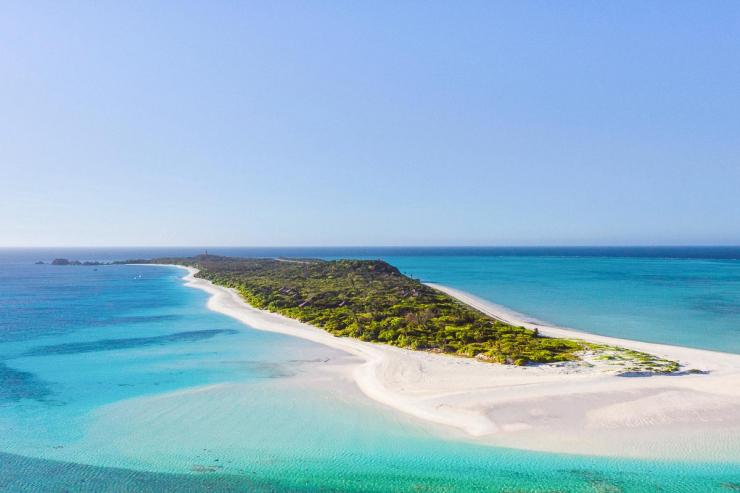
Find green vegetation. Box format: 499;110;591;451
583;343;680;374
147;255;584;365
134;255;680;373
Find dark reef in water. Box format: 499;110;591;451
0;362;52;403
24;329;239;357
0;452;273;493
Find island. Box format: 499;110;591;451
49;258;108;266
131;255;678;373
118;254;740;460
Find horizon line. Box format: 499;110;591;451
2;245;740;249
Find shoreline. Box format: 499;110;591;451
425;283;740;370
164;264;740;461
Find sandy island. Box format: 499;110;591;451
170;265;740;461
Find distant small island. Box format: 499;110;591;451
130;255;679;373
48;258;108;266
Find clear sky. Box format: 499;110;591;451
2;1;739;247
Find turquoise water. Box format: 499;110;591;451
0;249;739;491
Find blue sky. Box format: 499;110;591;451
2;1;738;246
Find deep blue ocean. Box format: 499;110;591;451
0;247;739;492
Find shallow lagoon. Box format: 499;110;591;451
0;254;739;491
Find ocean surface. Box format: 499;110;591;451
0;247;739;492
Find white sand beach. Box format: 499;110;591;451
174;266;740;461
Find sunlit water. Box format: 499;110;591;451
0;248;738;491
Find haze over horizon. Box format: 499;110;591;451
2;2;739;247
